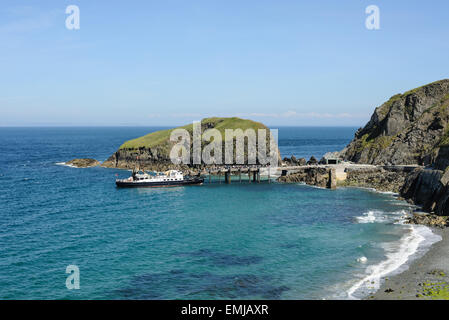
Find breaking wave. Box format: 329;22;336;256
346;210;441;299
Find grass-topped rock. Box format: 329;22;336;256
102;117;281;171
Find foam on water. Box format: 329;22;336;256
346;211;442;299
357;256;368;263
55;162;77;168
355;210;389;224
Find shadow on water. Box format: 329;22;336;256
179;248;264;267
113;269;290;299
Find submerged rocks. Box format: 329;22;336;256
66;158;100;168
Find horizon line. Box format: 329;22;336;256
0;124;362;128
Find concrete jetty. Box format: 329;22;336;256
198;163;422;189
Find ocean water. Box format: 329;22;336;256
0;127;440;300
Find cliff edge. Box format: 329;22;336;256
341;79;449;168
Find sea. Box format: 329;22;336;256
0;127;441;300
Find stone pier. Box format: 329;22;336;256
328;168;337;189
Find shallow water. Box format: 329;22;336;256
0;127;437;299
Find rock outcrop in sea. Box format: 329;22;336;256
65;158;100;168
102;117;281;171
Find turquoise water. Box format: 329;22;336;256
0;127;437;299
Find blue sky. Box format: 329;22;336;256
0;0;448;126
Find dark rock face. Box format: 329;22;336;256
307;156;318;165
400;168;449;216
282;156;306;166
297;158;307;166
341;79;449;167
102;148;187;171
434;146;449;171
66;158;100;168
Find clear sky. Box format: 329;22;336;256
1;0;448;126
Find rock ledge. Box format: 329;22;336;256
66;158;100;168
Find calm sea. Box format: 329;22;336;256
0;127;440;299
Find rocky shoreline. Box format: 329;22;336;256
278;161;449;230
405;212;449;228
337;167;407;193
277;166;337;189
367;227;449;300
338;166;449;228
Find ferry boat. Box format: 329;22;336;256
116;170;204;188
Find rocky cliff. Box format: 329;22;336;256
338;79;449;218
102;117;281;171
342;79;449;168
400;168;449;216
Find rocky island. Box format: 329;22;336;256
102;117;281;172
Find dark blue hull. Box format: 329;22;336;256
116;177;204;188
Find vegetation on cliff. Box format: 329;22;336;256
119;117;267;149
